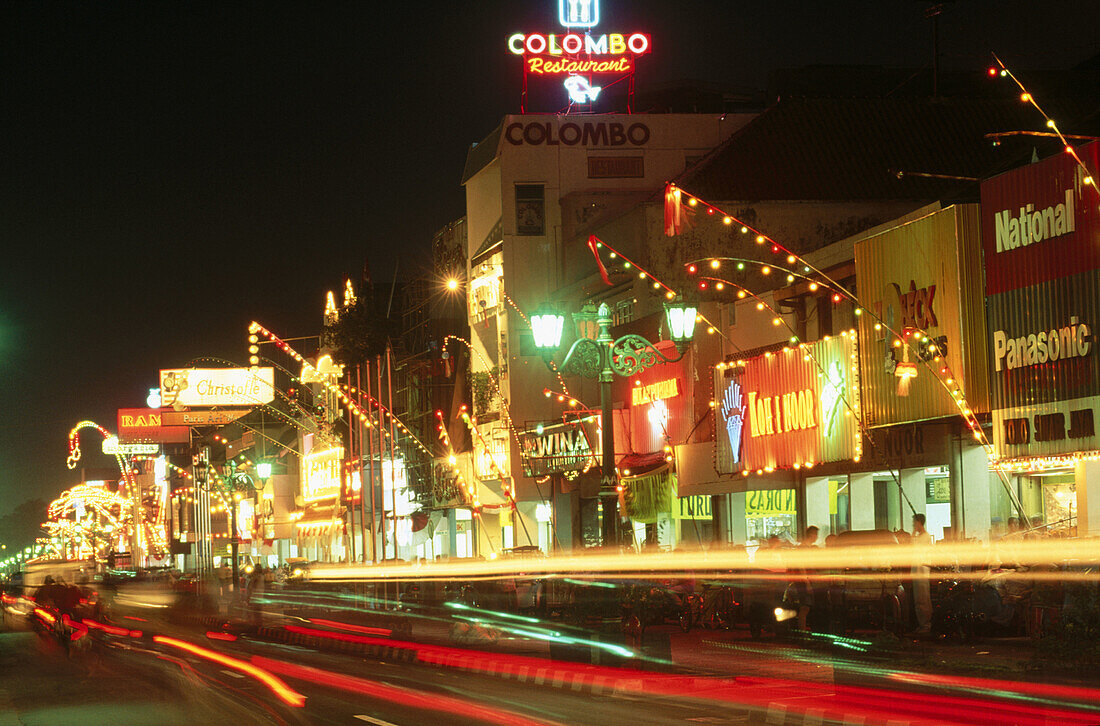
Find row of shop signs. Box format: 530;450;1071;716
709;143;1099;471
113;367;275;445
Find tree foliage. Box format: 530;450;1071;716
322;296;399;367
0;498;48;551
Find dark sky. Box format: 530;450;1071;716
0;0;1096;510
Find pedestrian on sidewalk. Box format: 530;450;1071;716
910;514;934;636
794;526;819;631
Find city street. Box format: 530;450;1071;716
2;1;1099;724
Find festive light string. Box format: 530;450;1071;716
64;420;167;555
671;185;993;446
989;53;1097;193
660;183;1026;517
689;251;1026;519
587;236;734;348
498;289;571;395
248;322;428;463
441;335;531;456
693;255;988;452
339;384;433;457
434;410;479;507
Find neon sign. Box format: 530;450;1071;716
721;381;745;465
632;378;680;406
559;0;599;28
303;446;343;502
564;76;601;104
507;0;650;108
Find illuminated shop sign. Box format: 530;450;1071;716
718;334;861;473
117;408;190;444
719;380;746;467
993;188;1076;255
302;446;343;502
519;418;597;477
160;367;275;408
631;378;679;406
101;436;159;456
992;315;1092;372
559;0;599;28
982;143;1100;461
507;0;649;105
675;494;711;520
856;204;986;426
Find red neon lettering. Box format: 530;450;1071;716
524;56;634;76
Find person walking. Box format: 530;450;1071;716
910;514;934;636
794;526;819;630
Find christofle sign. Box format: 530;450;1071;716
160;367;275;408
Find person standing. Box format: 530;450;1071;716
792;526;819;630
910;513;934;635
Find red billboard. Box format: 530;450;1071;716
117;408;190;444
718;335;861;473
981;143;1100;461
981;143;1100;295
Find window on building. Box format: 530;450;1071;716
515;184;545;236
613;299;634;326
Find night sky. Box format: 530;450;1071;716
0;0;1096;510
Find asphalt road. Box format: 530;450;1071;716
0;616;760;726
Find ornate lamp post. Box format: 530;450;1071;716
531;299;697;547
211;461;262;594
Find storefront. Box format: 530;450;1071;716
518;416;600;552
713;333;862;543
614;343;698;549
855;203;996;539
981;142;1100;535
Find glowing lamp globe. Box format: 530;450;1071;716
531;304;565;353
256;462;273;480
665;300;698;346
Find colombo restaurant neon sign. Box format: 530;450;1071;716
507;0;650;106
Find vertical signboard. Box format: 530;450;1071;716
716;334;861;473
856;204;989;426
982;143;1100;460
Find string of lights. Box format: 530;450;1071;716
989;53;1097;193
434;410;479;508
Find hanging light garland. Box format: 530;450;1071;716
434;410;479;508
461;410;516;504
989;53;1097;194
662;179;1027;518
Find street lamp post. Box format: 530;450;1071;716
532;299;697;547
214;461;261;595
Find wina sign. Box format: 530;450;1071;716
520;417;599;477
